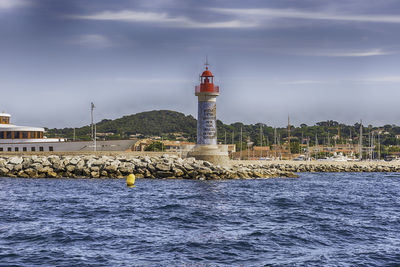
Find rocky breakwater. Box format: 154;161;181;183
235;160;400;173
0;155;296;179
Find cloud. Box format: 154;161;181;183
0;0;28;9
70;10;257;29
212;8;400;24
278;80;326;85
71;34;113;48
297;48;394;57
356;76;400;83
104;77;192;84
68;7;400;30
323;49;392;57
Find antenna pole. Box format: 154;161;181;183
224;130;227;145
94;124;97;152
240;126;243;160
205;56;209;69
232;130;234;159
91;102;96;152
91;102;94;140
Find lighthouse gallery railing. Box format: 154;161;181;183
195;85;219;94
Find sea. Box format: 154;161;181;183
0;173;399;266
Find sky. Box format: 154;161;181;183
1;0;400;128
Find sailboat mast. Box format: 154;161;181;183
274;127;277;159
315;133;318;160
240;126;243;160
359;120;363;160
260;125;263;159
232;130;234;160
288;116;291;159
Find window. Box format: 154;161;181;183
0;148;3;151
23;147;27;152
6;132;11;139
39;147;44;151
15;147;19;152
31;147;36;152
49;146;54;151
22;132;28;139
7;147;11;152
0;132;3;139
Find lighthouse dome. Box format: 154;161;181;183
201;68;213;77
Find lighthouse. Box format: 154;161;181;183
195;63;219;146
188;62;229;166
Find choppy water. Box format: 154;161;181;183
0;173;399;266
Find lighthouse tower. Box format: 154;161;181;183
188;62;229;166
196;63;219;146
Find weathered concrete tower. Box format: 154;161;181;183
188;63;229;166
196;65;219;145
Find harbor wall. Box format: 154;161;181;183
0;155;295;180
2;155;399;180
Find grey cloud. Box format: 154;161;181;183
212;7;400;24
0;0;29;9
69;10;257;29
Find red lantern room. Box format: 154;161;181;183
195;66;220;95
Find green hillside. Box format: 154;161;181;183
46;110;197;141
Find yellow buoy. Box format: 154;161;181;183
127;174;136;188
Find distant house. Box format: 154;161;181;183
96;132;114;137
133;139;154;151
162;140;195;152
133;138;196;152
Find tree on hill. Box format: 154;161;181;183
46;110;197;141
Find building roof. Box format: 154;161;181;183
0;113;11;117
0;124;44;132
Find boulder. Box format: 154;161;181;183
155;163;171;171
9;157;23;165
